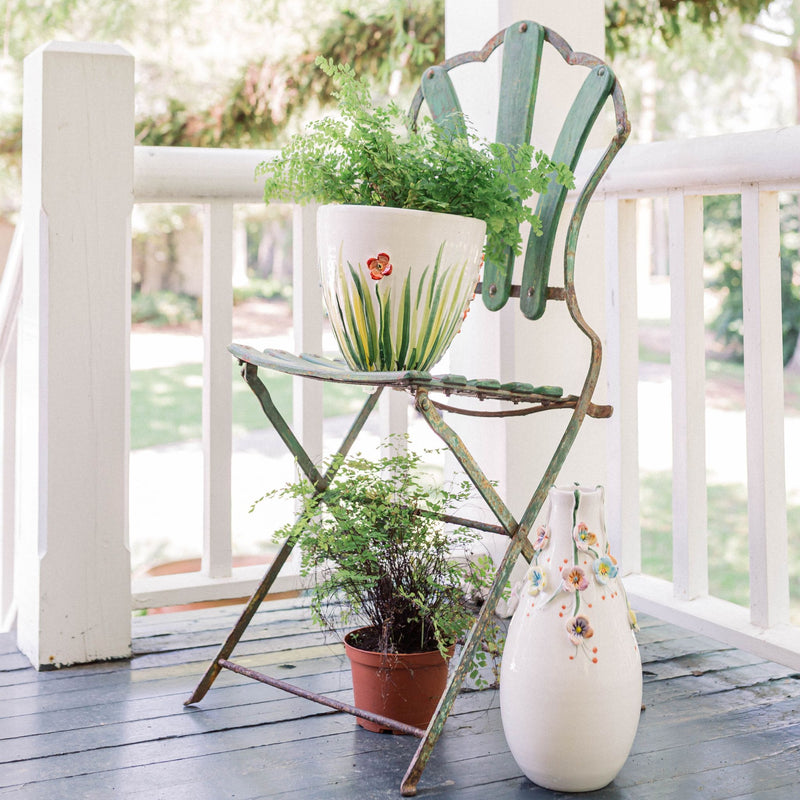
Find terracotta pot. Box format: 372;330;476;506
317;204;485;372
344;627;452;733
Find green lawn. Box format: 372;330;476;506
130;337;800;622
130;360;365;450
641;471;800;624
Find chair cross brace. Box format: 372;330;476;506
186;350;592;795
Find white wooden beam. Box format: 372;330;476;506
741;186;789;628
1;320;17;632
18;42;133;667
292;204;323;467
0;224;22;631
625;573;800;671
668;191;708;601
605;198;641;572
202;202;234;579
132;565;303;610
134;147;276;203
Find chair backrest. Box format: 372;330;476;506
409;21;629;320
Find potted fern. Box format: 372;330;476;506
257;58;572;372
256;442;495;733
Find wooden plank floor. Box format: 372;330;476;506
2;597;799;799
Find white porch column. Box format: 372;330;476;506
18;42;133;668
444;1;608;559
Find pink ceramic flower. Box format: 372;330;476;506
367;252;393;280
573;522;598;552
533;525;550;552
562;566;589;592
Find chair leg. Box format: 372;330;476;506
401;388;584;794
184;536;297;705
401;530;527;796
185;369;383;706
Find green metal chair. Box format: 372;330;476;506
186;20;629;796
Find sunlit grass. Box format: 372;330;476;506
130;360;364;450
641;469;800;623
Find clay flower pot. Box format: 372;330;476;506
344;627;452;733
317;205;485;372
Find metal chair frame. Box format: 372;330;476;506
186;20;629;797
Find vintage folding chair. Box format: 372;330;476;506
186;20;629;797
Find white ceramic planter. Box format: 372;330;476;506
500;485;642;792
317;204;485;372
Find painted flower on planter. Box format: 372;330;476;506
532;525;550;552
562;566;589;592
526;565;547;596
567;615;594;645
573;522;598;552
367;252;393;280
593;555;619;585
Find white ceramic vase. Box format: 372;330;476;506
317;204;485;372
500;485;642;792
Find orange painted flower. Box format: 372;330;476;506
367;252;392;280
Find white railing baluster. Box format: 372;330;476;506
202;202;234;579
668;191;708;600
741;185;789;628
605;198;641;572
13;46;799;663
292;204;324;464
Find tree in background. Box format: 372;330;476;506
606;1;800;366
605;0;771;56
1;0;798;344
706;194;800;366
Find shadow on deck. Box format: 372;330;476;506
2;597;799;799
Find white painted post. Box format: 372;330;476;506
18;42;133;667
292;204;323;467
380;390;409;453
1;321;17;631
741;186;789;628
202;202;234;579
605;198;641;572
668;191;708;601
444;1;608;550
0;224;22;632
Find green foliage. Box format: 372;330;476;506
134;1;444;149
131;290;199;327
706;194;800;365
256;441;495;658
606;0;772;56
257;59;572;265
232;278;292;304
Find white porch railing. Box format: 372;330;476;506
130;147;326;610
598;126;800;669
3;42;800;670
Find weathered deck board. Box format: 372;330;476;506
1;597;799;799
